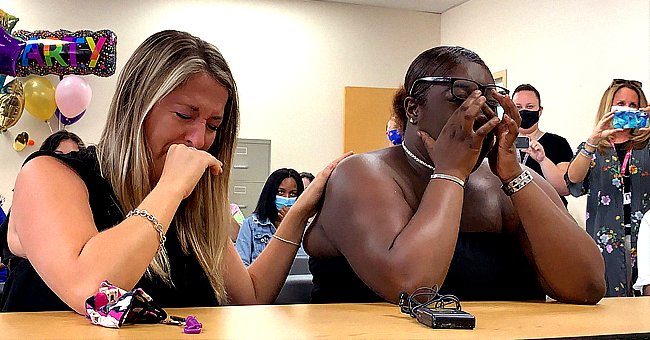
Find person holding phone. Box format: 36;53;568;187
566;79;650;297
513;84;573;206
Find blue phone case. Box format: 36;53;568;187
613;110;649;129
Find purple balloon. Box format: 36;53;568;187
54;108;85;125
0;27;25;76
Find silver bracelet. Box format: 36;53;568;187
501;169;533;196
430;173;465;188
126;208;166;250
272;234;300;247
585;140;598;149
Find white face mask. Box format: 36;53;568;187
612;105;637;113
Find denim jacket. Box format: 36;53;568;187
235;214;277;266
235;213;306;266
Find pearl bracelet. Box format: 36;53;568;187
126;208;166;250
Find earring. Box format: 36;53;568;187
409;116;418;124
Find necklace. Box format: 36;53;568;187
402;143;435;171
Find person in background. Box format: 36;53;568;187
513;84;573;206
566;79;650;297
228;203;245;242
0;30;349;313
236;168;305;266
39;130;85;154
386;114;404;146
300;172;315;189
305;46;605;305
634;211;650;295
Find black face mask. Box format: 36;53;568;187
519;110;540;129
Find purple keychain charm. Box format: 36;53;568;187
183;316;202;334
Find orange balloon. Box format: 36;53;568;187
24;77;56;121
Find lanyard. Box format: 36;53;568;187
609;140;635;296
609;140;633;176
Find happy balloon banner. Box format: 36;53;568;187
0;28;116;78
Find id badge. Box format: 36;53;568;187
623;192;632;205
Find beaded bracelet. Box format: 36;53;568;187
579;149;594;159
430;173;465;188
126;208;166;250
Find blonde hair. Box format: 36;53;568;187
97;30;239;304
594;79;648;151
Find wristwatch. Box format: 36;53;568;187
501;170;533;196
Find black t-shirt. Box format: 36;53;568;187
309;232;546;303
520;132;573;206
1;147;217;312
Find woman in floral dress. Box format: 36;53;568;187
566;79;650;296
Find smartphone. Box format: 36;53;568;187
613;109;649;129
515;136;530;149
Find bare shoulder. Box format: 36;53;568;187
325;148;405;200
17;155;87;192
13;155;89;218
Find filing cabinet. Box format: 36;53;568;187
229;139;271;217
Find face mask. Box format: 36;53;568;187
519;110;540;129
275;196;296;210
387;129;403;145
611;105;635;112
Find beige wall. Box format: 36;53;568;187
0;0;440;207
441;0;650;226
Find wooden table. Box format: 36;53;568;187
1;297;649;339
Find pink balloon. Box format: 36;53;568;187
55;75;92;118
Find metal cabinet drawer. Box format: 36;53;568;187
229;181;265;217
231;139;271;182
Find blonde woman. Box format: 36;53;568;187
566;79;650;297
0;30;348;313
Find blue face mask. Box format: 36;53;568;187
387;129;403;145
275;196;297;210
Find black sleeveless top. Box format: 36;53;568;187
309;232;546;303
0;147;217;312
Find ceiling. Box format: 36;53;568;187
318;0;470;13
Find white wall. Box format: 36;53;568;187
0;0;440;208
441;0;650;226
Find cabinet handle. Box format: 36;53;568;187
238;205;247;209
233;165;249;169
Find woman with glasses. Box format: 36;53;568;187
304;46;605;305
566;79;650;297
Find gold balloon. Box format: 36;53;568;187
24;77;56;121
0;9;19;33
13;131;28;151
0;79;25;132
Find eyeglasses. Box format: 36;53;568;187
409;76;510;108
612;79;642;88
